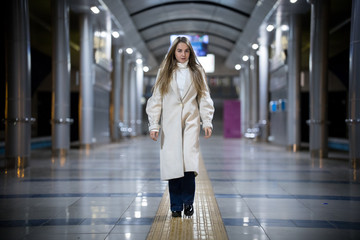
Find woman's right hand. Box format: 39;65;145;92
150;131;159;141
204;127;212;139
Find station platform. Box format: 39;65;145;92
1;136;360;240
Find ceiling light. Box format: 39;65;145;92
136;58;143;64
112;31;120;38
251;43;259;50
242;55;249;61
290;0;298;3
143;66;149;72
90;6;100;14
94;31;108;38
266;24;275;32
281;25;289;31
235;64;241;70
126;48;133;54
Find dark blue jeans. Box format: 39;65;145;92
168;172;195;211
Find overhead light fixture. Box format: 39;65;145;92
126;48;133;54
94;31;107;38
136;59;143;64
90;6;100;14
290;0;298;3
266;24;275;32
112;31;120;38
242;55;249;61
143;66;149;72
235;64;241;70
251;43;259;50
281;25;289;31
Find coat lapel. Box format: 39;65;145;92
182;76;193;99
170;73;181;100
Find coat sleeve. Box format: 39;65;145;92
198;72;215;130
146;71;162;132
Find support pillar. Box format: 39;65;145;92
136;59;144;135
239;69;246;136
243;61;251;132
308;0;329;158
119;50;125;135
287;14;301;152
51;0;71;154
258;44;270;141
347;0;360;171
250;53;259;128
129;62;137;136
5;0;33;168
122;58;131;136
79;13;94;148
110;47;123;141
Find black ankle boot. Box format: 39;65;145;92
171;211;182;217
184;204;194;216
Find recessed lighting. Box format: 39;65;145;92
143;66;149;72
266;24;275;32
281;25;289;31
242;55;249;61
90;6;100;14
251;43;259;50
290;0;298;3
126;48;133;54
94;31;107;38
235;64;241;70
136;59;143;64
112;31;120;38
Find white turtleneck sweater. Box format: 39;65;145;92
175;61;190;97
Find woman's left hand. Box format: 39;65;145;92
204;127;212;139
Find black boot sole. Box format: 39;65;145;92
172;211;182;217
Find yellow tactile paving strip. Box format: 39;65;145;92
147;157;228;240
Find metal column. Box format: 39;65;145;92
287;14;301;152
136;60;144;135
129;62;137;136
308;0;329;158
119;51;125;135
258;44;270;141
250;53;259;128
122;58;131;136
347;0;360;170
243;62;251;132
110;47;123;141
51;0;71;154
5;0;33;168
79;13;94;148
239;69;246;136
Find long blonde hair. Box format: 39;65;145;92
153;36;207;98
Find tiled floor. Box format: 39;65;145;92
202;137;360;240
1;136;360;240
147;156;227;239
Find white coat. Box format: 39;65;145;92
146;66;214;181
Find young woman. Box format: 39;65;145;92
146;36;214;217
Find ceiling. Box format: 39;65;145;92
102;0;278;69
122;0;255;60
27;0;352;72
